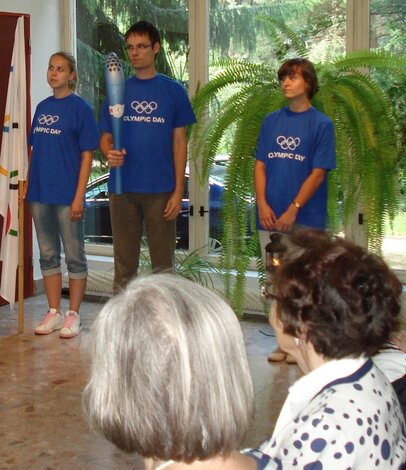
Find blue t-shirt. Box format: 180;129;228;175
99;73;196;194
27;93;99;205
256;106;336;229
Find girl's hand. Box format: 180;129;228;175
18;181;28;204
272;205;298;233
70;198;84;221
257;201;276;231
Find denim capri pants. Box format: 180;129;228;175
29;202;87;279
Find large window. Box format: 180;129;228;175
370;0;406;272
75;0;405;276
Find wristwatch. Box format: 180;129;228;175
292;200;301;210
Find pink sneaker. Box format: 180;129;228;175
35;308;63;335
59;310;81;338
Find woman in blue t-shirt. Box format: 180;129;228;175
255;58;336;364
25;51;99;338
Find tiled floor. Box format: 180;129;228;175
0;293;301;470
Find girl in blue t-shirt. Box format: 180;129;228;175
25;51;99;338
255;58;336;364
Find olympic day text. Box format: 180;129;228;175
33;126;62;135
267;152;305;161
123;115;165;123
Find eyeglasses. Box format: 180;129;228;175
126;43;152;52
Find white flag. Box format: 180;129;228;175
0;16;28;308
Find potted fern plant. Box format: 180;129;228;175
191;23;406;316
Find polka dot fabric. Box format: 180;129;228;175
242;449;274;469
247;361;406;469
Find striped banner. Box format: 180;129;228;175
0;16;28;308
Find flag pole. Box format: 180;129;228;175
18;181;24;333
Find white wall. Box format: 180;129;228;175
0;0;71;111
0;0;71;283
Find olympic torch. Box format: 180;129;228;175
104;52;125;194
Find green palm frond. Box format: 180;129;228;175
174;249;224;290
256;15;309;58
140;242;224;290
314;64;402;249
334;50;406;74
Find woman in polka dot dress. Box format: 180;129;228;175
247;229;406;469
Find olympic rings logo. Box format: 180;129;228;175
38;114;59;125
277;135;300;151
131;100;158;114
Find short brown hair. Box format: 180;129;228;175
125;20;161;45
273;229;401;359
277;58;319;99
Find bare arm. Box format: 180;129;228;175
163;126;187;221
20;152;31;203
254;160;276;230
273;168;326;232
70;150;93;221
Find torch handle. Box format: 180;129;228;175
111;116;122;195
105;52;124;195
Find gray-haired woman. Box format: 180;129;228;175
83;274;271;469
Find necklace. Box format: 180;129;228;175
155;460;175;470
